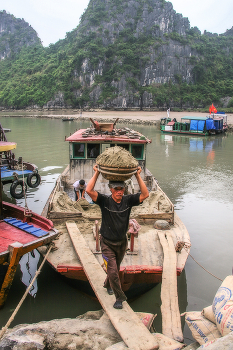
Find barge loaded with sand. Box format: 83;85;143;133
40;118;190;298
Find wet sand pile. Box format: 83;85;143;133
52;189;171;219
83;204;102;218
131;190;172;217
52;191;101;217
52;191;84;212
96;146;138;168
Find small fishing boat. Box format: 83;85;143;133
0;141;58;309
62;117;74;122
160;113;228;136
0;123;41;199
40;119;190;299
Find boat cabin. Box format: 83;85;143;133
65;121;151;194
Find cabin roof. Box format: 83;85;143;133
181;116;208;121
181;116;225;121
66;128;151;144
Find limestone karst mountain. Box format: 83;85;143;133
0;0;233;110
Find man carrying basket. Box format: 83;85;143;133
86;164;149;309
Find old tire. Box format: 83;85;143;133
10;180;27;199
27;172;41;188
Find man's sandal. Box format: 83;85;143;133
113;300;123;309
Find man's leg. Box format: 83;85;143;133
74;189;78;201
100;237;127;303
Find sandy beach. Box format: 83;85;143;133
75;110;233;124
1;109;233;125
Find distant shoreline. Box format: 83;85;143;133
1;109;233;126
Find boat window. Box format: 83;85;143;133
116;144;129;151
87;144;100;158
102;144;111;153
131;144;144;159
73;143;85;158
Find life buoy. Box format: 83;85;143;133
27;172;41;188
10;180;27;199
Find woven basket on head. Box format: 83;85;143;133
96;146;138;181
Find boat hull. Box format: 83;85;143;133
40;123;190;299
39;182;189;299
161;129;226;136
0;201;58;308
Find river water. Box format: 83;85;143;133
0;116;233;345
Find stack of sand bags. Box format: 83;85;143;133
183;275;233;349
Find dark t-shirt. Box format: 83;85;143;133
94;192;141;241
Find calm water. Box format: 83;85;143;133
1;116;233;344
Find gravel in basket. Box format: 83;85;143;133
96;146;138;181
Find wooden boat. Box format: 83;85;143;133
62;117;74;122
40;119;190;299
160;113;228;136
0;123;41;199
0;141;58;309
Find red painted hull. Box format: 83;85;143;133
0;201;57;264
46;260;182;295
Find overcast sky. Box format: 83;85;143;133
1;0;233;47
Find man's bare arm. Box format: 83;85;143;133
135;166;149;203
86;165;100;202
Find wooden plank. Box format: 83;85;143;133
0;242;23;308
49;211;82;219
66;222;158;350
137;213;173;221
166;233;183;342
158;231;183;343
158;232;173;339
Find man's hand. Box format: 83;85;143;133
135;166;149;203
93;164;99;173
86;164;100;202
136;166;142;176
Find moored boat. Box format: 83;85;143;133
62;117;74;122
40;119;190;299
0;123;41;199
0;141;58;309
160;112;228;136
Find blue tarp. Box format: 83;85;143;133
190;120;205;131
1;166;32;180
190;120;198;131
197;120;205;131
214;119;223;130
206;119;215;130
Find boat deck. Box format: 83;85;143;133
1;165;33;182
40;212;189;285
0;221;48;255
0;202;58;264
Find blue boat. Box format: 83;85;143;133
160;113;228;136
0;123;41;199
